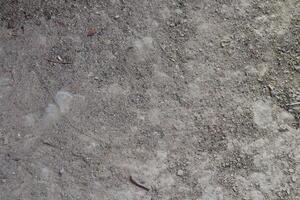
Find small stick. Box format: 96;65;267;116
129;176;150;191
45;58;72;64
9;69;15;83
41;140;56;148
286;102;300;106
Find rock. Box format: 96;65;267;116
295;65;300;72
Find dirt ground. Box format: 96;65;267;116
0;0;299;199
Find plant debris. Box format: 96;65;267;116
87;28;97;37
129;175;150;191
45;58;72;64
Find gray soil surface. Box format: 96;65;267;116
0;0;300;199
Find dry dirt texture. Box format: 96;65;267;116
0;0;300;200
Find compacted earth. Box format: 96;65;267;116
0;0;299;199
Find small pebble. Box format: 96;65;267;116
59;168;64;176
177;169;184;176
288;168;294;173
286;188;290;195
168;22;175;27
57;55;63;61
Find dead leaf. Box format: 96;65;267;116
87;28;97;37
